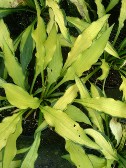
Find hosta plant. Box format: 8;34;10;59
0;0;126;168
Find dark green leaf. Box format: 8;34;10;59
20;23;34;73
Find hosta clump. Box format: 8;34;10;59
0;0;126;167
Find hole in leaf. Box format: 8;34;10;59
73;124;76;127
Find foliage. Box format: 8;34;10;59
0;0;126;168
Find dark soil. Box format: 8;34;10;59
17;129;75;168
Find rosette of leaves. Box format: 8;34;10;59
0;0;126;168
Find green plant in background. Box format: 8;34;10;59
0;0;126;168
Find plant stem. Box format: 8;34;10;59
82;67;100;83
102;79;106;96
47;79;65;96
105;115;110;137
30;74;37;94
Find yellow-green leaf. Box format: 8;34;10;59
67;17;118;58
87;108;104;132
0;19;25;88
47;8;55;34
58;34;75;48
85;128;118;160
88;154;107;168
105;41;119;58
65;105;91;125
0;80;40;109
63;15;109;71
75;75;90;98
119;75;126;100
106;0;120;13
32;0;46;76
95;0;105;18
0;112;22;151
98;59;110;80
46;0;70;42
44;24;57;68
47;38;63;85
90;83;104;98
65;140;93;168
67;16;89;32
118;0;126;32
40;106;99;149
75;97;126;118
114;0;126;43
90;83;105;128
110;118;122;146
63;26;112;81
3;118;22;168
54;84;78;110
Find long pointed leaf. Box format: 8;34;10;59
119;75;126;100
47;38;62;85
20;23;34;73
67;16;89;32
69;0;90;22
75;97;126;118
21;132;41;168
98;59;110;80
44;24;57;68
0;79;40;109
106;0;120;13
3;118;22;168
0;19;25;88
65;140;93;168
85;128;118;160
94;0;105;18
54;84;78;110
63;26;112;81
63;15;109;71
40;106;99;149
88;154;107;168
65;105;91;125
67;16;119;58
75;75;90;98
0;112;22;151
114;0;126;43
32;0;46;76
46;0;70;42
